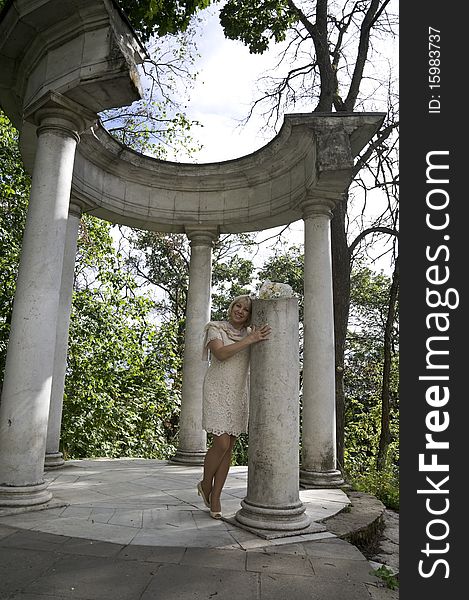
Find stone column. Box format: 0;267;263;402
0;95;95;506
45;200;82;469
172;227;218;465
235;297;311;533
300;198;344;488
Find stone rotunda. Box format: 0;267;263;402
0;0;385;508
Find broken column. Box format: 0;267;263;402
235;295;311;532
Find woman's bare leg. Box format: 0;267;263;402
210;435;236;513
201;434;232;501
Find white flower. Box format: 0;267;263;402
258;280;295;299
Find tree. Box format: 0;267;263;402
257;244;304;316
218;0;399;467
118;0;211;42
345;265;399;505
0;112;30;389
376;257;398;471
62;215;183;459
211;234;257;317
117;227;256;364
99;1;218;157
0;109;184;458
119;229;257;319
100;26;203;158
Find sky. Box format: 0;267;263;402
174;6;295;163
137;2;398;275
161;4;312;262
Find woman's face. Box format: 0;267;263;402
229;300;250;327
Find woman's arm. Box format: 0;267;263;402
208;325;271;362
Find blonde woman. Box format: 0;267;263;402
198;295;271;518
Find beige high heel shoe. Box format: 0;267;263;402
209;498;222;519
197;481;211;509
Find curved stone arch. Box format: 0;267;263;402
0;0;385;507
70;112;382;234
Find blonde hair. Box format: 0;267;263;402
227;295;252;325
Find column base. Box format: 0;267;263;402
170;449;206;466
44;452;65;469
299;469;345;488
0;481;53;507
235;498;311;532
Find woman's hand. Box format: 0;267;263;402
208;324;272;361
248;324;271;343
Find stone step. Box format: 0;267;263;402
322;491;386;557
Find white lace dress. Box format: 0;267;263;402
202;321;250;437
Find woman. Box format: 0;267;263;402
197;295;271;518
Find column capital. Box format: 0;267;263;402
185;226;219;247
300;193;340;220
24;91;98;143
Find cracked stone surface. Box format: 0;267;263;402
370;509;399;574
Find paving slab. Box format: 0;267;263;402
181;547;247;571
4;594;71;600
259;572;373;600
0;529;71;552
0;546;59;598
22;554;155;600
0;459;399;600
116;544;186;564
59;537;125;558
302;537;367;560
140;563;260;600
246;551;316;576
365;583;399;600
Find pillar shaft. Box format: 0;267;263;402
300;200;344;488
45;202;82;469
172;228;217;465
235;298;311;533
0;108;83;506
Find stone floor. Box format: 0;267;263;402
0;459;399;599
0;459;347;549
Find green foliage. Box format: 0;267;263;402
0;112;30;382
344;267;399;508
349;268;399;338
118;0;211;42
351;465;399;511
372;565;399;590
101;102;200;158
123;229;257;324
230;256;400;508
121;230;190;322
219;0;296;54
0;109;399;487
257;245;304;317
231;433;249;465
62;216;182;459
211;255;255;320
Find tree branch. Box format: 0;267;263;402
349;226;398;256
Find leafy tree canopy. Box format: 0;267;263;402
0;112;30;382
219;0;296;54
118;0;212;42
